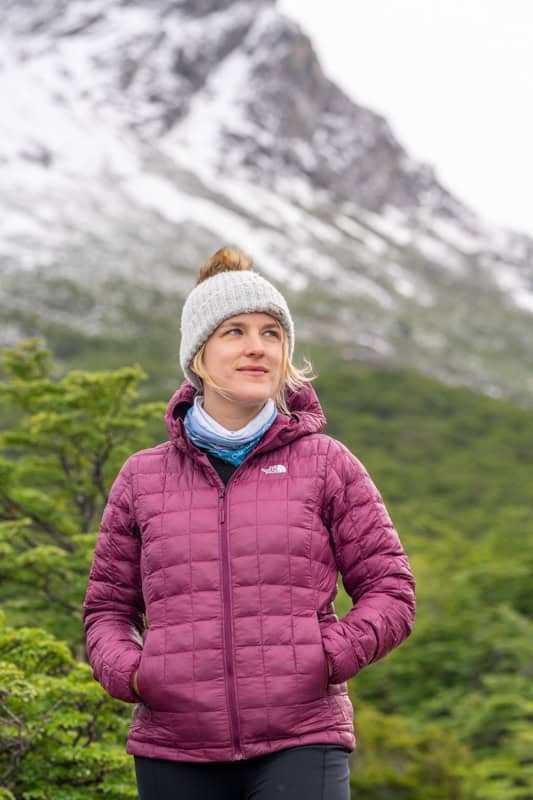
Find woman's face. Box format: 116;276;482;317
201;312;284;411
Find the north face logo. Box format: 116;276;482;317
261;465;287;474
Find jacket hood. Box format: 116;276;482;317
164;380;327;457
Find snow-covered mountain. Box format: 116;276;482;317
2;0;533;404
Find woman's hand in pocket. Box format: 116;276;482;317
131;669;141;698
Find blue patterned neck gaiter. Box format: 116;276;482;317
184;396;278;466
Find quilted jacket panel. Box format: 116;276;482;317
83;381;416;762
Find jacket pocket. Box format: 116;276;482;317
315;612;331;691
135;626;171;711
292;613;330;702
135;649;149;706
135;627;159;709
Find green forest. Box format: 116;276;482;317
1;338;531;799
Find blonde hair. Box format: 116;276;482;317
196;247;252;285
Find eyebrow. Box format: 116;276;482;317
220;318;281;330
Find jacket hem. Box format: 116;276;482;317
126;729;355;763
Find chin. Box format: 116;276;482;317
237;391;273;406
231;384;274;405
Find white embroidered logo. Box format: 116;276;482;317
261;465;287;474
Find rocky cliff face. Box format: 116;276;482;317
2;0;533;404
2;0;467;212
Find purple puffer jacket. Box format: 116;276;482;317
83;381;415;763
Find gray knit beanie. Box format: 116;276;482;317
180;269;294;390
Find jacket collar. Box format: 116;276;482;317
164;380;326;460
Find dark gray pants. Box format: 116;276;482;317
134;745;351;800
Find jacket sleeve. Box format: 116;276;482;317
82;456;144;703
320;439;416;684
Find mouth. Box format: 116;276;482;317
237;367;268;373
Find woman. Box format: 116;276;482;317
83;247;416;800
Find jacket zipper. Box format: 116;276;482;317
197;443;279;761
219;486;243;760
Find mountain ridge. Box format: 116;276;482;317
2;0;533;406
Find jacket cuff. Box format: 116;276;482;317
321;622;364;684
105;651;143;704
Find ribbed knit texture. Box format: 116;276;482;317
179;271;294;390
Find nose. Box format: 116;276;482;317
243;331;265;356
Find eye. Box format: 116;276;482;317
225;328;243;335
264;329;281;338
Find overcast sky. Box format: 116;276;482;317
278;0;533;238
